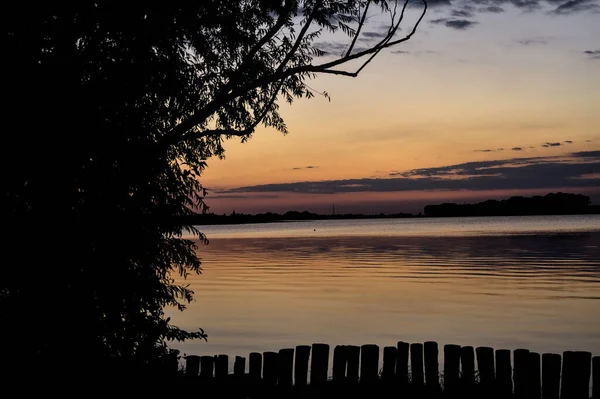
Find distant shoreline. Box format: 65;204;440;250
185;192;599;225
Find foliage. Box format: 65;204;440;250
1;0;427;375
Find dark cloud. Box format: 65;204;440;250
225;151;600;194
572;150;600;158
549;0;600;14
361;31;388;38
542;142;562;147
512;147;523;151
474;149;494;152
315;42;368;56
478;5;506;12
292;165;318;170
584;50;600;60
431;18;479;30
564;140;574;144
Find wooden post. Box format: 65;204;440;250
185;355;200;378
295;345;311;386
263;351;278;385
592;356;599;399
476;347;495;389
528;352;541;399
233;356;246;378
460;346;475;386
360;344;379;384
396;341;409;386
382;346;397;382
542;353;561;399
495;349;512;397
514;348;530;399
278;348;294;386
561;351;592;399
424;341;439;389
215;354;228;381
410;343;424;386
346;345;361;384
310;343;330;385
249;352;262;381
332;345;347;383
443;344;461;394
200;355;214;381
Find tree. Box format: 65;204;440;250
2;0;427;379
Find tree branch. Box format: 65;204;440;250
159;0;427;149
345;0;370;57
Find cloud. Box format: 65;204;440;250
225;151;600;194
542;142;562;147
292;165;319;170
361;31;388;38
549;0;600;14
391;49;438;56
584;50;600;60
431;18;479;30
516;37;552;45
474;148;505;152
478;5;506;12
564;140;573;144
512;147;524;151
451;9;475;17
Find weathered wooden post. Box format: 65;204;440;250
424;341;439;390
514;348;530;399
410;343;424;386
249;352;262;381
263;351;278;385
542;353;561;399
528;352;541;399
561;351;591;399
200;355;214;381
495;349;513;397
233;356;246;379
295;345;311;386
382;346;397;382
332;345;347;383
396;341;409;386
476;346;495;392
444;344;461;394
460;346;475;387
360;344;379;384
215;354;228;381
185;355;200;378
592;356;599;399
346;345;361;384
278;348;294;386
310;343;330;385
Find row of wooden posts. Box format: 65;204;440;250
183;342;599;399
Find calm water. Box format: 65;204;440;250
167;215;600;365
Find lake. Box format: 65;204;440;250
167;215;600;366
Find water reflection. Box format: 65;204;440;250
167;222;600;362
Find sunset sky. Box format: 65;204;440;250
201;0;599;215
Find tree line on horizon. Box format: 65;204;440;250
424;192;597;217
188;192;598;224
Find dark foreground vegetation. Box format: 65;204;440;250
2;0;431;383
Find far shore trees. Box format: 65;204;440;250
2;0;428;379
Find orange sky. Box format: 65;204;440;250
197;1;600;214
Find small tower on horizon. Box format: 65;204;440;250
332;203;336;215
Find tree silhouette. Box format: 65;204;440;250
2;0;428;379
